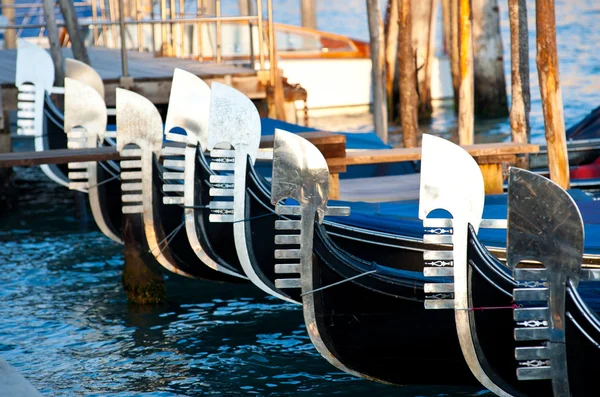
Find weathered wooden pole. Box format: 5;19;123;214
457;0;474;145
449;0;460;106
398;0;418;148
471;0;508;118
1;0;16;49
238;0;249;15
440;0;451;55
411;0;435;119
366;0;388;143
508;0;531;168
42;0;65;86
536;0;569;188
301;0;317;29
384;0;398;120
58;0;91;65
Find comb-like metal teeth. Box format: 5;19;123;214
423;250;453;260
18;92;35;101
164;132;189;143
16;84;36;136
424;299;454;310
163;159;185;168
423;267;454;277
68;162;87;169
424;283;454;293
275;206;302;216
17;110;35;119
515;268;548;281
163;196;185;205
515;346;550;361
513;288;549;302
121;182;142;191
274;235;301;245
69;182;89;190
120;149;144;214
275;279;302;289
514;307;549;321
423;234;453;244
120;160;142;168
68;172;89;180
122;194;144;202
208;201;234;210
122;205;144;214
122;171;142;180
516;366;552;380
17;101;35;110
161;146;187;156
210;149;235;158
324;207;351;216
209;175;235;184
210;162;235;171
209;214;234;223
121;149;142;158
163;184;185;192
163;172;185;180
275;264;301;274
275;220;301;230
209;188;234;197
514;327;551;341
275;249;301;259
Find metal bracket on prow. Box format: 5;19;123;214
271;128;350;291
116;88;196;278
418;134;513;397
507;168;583;396
161;69;245;279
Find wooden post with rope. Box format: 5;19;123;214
536;0;569;188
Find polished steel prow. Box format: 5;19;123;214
116;88;195;278
161;69;245;278
270;129;355;374
507;168;583;396
418;133;513;397
65;58;105;99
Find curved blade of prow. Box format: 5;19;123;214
164;68;211;149
418;134;512;397
116;88;196;278
65;58;105;99
507;168;583;396
206;82;260;161
64;77;108;192
270;129;356;375
15;39;55;138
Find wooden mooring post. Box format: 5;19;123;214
508;0;531;169
58;0;90;64
42;0;65;86
536;0;569;189
398;0;418;148
1;0;16;49
366;0;388;144
384;0;398;120
457;0;474;145
300;0;317;29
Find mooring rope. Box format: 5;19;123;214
300;269;378;296
85;174;119;190
149;220;185;255
455;303;521;311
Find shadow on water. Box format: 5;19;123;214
0;167;490;396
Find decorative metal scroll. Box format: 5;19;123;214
507;168;583;396
418;134;512;397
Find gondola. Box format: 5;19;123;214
422;162;600;395
114;87;244;282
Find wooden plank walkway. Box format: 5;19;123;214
0;47;264;110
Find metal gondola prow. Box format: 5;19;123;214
270;128;354;374
507;168;584;396
418;134;514;397
65;58;105;99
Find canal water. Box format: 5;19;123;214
2;0;600;396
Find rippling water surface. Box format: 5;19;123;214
2;1;600;395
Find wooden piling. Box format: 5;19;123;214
536;0;569;188
472;0;508;118
398;0;418;148
457;0;474;145
58;0;91;65
301;0;317;29
411;0;435;119
0;90;13;215
1;0;16;49
508;0;531;169
384;0;398;120
42;0;65;86
449;0;460;107
366;0;388;144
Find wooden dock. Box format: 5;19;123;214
0;47;265;110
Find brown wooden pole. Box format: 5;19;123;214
42;0;65;86
536;0;569;188
367;0;388;143
413;0;435;119
440;0;451;55
457;0;474;145
471;0;508;118
384;0;398;120
58;0;91;65
449;0;460;107
508;0;531;168
2;0;16;49
398;0;418;148
300;0;317;29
